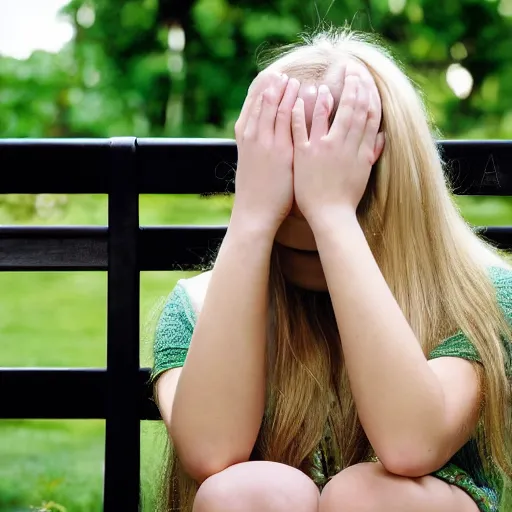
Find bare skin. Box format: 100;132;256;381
320;462;479;512
192;461;478;512
158;60;482;512
192;461;319;512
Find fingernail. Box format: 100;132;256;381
289;78;300;88
281;73;288;83
318;84;330;95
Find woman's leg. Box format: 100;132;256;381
193;461;320;512
319;462;480;512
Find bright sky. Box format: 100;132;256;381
0;0;74;59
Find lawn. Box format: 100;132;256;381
0;194;231;512
1;193;512;511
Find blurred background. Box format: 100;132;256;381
0;0;511;510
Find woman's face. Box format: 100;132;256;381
273;58;381;291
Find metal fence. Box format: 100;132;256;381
0;138;511;511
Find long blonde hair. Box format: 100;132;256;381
156;27;512;511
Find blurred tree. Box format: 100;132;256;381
0;0;511;220
1;0;511;139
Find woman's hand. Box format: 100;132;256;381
291;62;385;226
232;71;301;235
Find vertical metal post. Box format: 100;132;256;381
104;137;140;511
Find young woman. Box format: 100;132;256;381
152;28;512;512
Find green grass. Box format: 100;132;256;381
0;268;191;511
0;420;104;511
1;193;512;511
0;194;230;512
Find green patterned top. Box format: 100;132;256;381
152;265;512;507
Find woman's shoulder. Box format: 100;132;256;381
488;264;512;292
488;263;512;283
487;264;512;316
176;270;212;319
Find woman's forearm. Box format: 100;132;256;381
170;215;274;482
311;210;447;473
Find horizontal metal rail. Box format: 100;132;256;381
0;225;227;270
0;368;158;420
0;138;511;195
0;225;510;270
0;138;237;194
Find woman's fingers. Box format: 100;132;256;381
330;74;358;140
291;97;308;147
344;75;370;150
243;93;264;140
361;89;383;161
329;62;382;160
242;73;285;141
372;131;386;164
309;84;334;143
274;78;301;145
257;74;289;141
234;71;276;141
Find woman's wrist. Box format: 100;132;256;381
306;204;359;237
229;204;281;242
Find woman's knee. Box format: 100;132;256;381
318;462;476;512
193;461;320;512
319;462;384;512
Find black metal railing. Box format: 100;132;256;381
0;138;511;511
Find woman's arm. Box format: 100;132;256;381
168;71;299;484
170;220;274;483
291;65;482;478
311;212;482;477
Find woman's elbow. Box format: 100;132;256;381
169;424;251;483
377;442;446;478
175;448;251;484
178;454;230;484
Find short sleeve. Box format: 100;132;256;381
428;332;482;363
428;266;512;374
151;283;195;381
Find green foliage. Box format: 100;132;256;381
0;195;68;222
0;0;510;219
1;0;511;140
